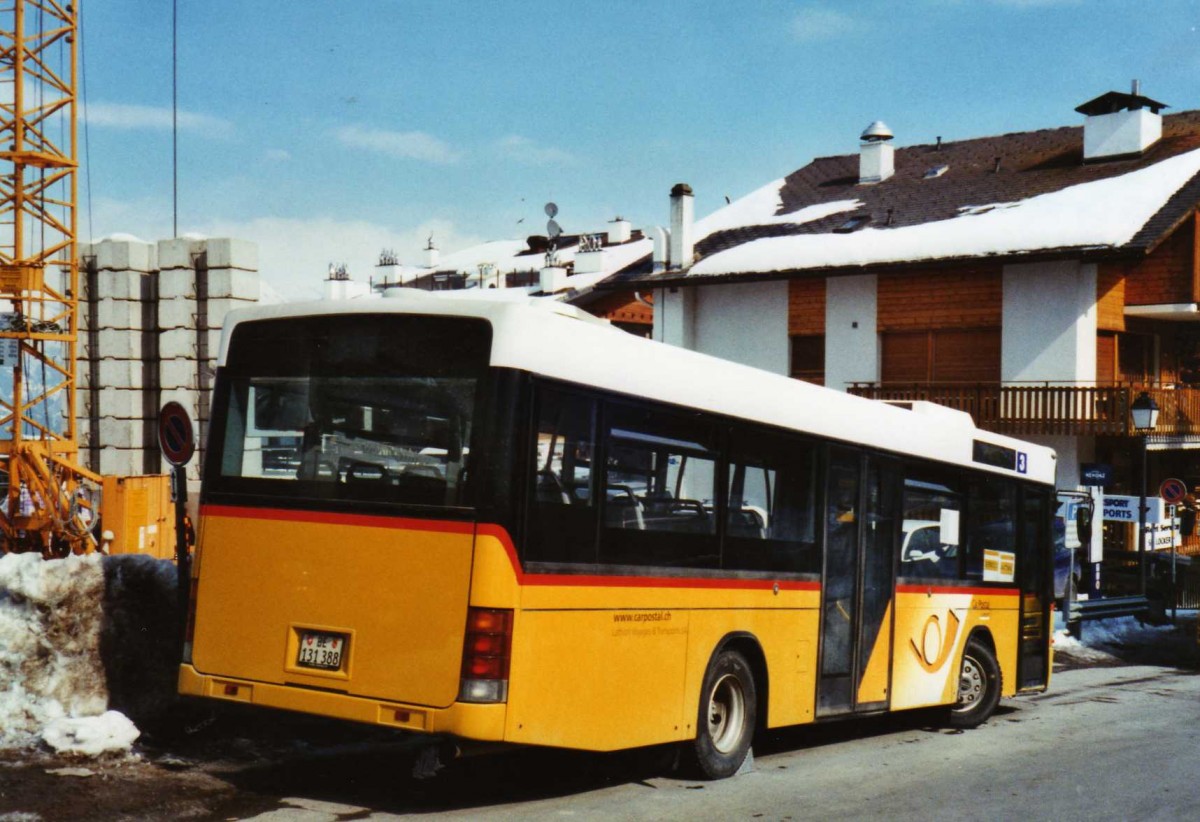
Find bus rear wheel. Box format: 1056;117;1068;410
947;638;1001;729
689;648;756;779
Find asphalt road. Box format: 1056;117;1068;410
2;654;1198;821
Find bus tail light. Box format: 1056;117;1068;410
458;607;512;703
182;578;198;664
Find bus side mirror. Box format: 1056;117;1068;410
1076;506;1093;545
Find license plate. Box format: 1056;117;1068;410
296;631;346;671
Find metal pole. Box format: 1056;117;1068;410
1139;434;1147;598
173;464;190;636
1171;504;1178;624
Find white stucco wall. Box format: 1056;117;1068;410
825;274;878;391
652;287;696;350
692;280;789;375
1002;261;1097;384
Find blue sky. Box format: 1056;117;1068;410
80;0;1200;296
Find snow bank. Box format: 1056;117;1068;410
43;710;140;755
1055;612;1199;667
0;552;182;755
99;554;182;727
0;553;112;750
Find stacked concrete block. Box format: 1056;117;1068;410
156;237;259;481
76;235;262;482
78;237;156;477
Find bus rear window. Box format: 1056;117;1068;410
207;314;491;509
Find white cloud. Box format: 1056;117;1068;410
791;6;859;42
86;196;485;300
264;148;291;162
83;102;233;136
335;124;460;164
495;135;577;166
88;195;173;244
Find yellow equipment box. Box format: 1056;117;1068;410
101;474;176;559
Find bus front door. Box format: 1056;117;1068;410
818;449;898;717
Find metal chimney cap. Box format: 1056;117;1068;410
860;120;894;142
670;183;694;197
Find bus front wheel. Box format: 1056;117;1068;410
947;638;1001;729
689;648;757;779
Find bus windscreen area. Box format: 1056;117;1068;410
210;314;492;507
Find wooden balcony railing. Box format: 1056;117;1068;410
846;383;1200;438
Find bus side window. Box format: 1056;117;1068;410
724;430;819;574
966;476;1017;581
525;387;597;564
599;403;719;569
900;471;962;580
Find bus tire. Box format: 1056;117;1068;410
947;637;1001;729
689;648;756;779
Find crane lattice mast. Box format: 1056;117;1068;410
0;0;99;555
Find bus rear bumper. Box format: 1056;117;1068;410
177;664;507;741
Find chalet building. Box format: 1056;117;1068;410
603;88;1200;552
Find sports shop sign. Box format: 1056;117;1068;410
1100;495;1167;525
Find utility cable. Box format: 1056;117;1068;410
172;0;178;237
79;0;93;242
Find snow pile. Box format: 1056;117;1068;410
42;710;140;755
0;552;114;751
1055;612;1199;667
0;553;181;755
99;554;182;727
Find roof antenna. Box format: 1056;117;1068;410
544;202;562;267
936;136;942;152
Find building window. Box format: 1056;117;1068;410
1117;332;1155;384
881;329;1000;384
790;335;825;385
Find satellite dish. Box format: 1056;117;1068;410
544;202;558;218
547;219;562;239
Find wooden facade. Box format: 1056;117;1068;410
1113;213;1200;307
588;291;653;334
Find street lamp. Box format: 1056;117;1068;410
1131;391;1160;598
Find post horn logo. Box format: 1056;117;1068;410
909;610;962;673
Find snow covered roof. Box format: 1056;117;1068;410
377;232;652;302
609;109;1200;286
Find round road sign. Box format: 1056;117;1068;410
158;401;195;466
1160;477;1188;504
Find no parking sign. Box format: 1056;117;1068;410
158;401;195;467
1160;477;1189;505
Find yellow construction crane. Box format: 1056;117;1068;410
0;0;100;555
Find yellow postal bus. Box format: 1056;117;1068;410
179;293;1055;779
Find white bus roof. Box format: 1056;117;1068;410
219;292;1056;485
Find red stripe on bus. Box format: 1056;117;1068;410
475;523;821;592
895;584;1020;597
